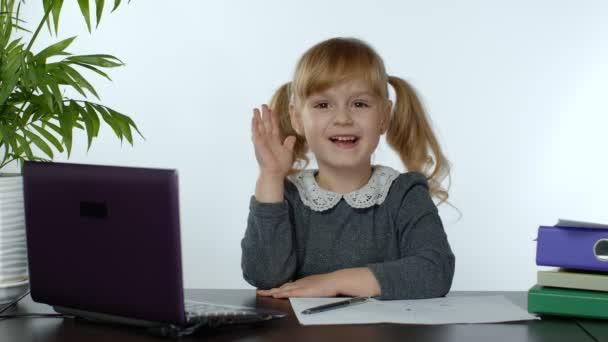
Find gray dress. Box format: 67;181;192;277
241;166;455;300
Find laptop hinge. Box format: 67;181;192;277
53;306;167;328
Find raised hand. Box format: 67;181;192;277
251;104;297;178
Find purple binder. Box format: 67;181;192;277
536;225;608;272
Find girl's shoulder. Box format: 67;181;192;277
386;170;436;215
389;170;429;194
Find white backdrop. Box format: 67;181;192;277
18;0;608;290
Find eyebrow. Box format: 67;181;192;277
310;91;375;98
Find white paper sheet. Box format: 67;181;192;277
290;295;538;325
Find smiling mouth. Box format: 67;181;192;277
329;136;360;149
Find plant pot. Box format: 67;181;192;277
0;174;29;304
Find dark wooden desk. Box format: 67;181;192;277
0;290;600;342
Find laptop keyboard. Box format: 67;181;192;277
184;300;271;326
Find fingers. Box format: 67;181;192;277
257;288;281;297
251;108;274;163
252;108;266;138
267;106;282;145
251;109;265;147
270;289;298;298
251;104;296;175
252;105;281;140
257;288;299;298
251;108;259;141
257;282;299;298
252;104;291;154
284;136;296;151
261;104;273;137
251;110;259;141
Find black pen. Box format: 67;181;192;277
301;297;370;315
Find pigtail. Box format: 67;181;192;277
387;76;450;204
268;82;309;175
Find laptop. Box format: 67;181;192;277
22;161;285;337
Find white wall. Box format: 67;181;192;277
20;0;608;290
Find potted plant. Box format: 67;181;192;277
0;0;141;302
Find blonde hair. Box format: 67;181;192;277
269;37;450;203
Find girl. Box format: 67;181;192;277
241;37;455;300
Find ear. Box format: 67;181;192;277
289;103;303;135
380;100;392;134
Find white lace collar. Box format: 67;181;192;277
287;165;401;212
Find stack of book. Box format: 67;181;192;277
528;219;608;319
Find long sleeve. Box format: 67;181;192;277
241;194;297;289
367;183;455;300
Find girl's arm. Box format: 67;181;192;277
243;104;299;289
366;184;455;300
241;179;297;289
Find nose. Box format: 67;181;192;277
333;108;354;125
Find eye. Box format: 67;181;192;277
314;102;329;109
353;101;369;108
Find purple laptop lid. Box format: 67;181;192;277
22;161;186;325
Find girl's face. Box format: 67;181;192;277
290;78;391;172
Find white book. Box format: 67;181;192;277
555;218;608;229
538;269;608;292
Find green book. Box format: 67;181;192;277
528;284;608;319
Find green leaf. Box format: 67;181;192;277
57;104;75;156
37;82;56;113
111;0;121;12
77;0;91;33
95;104;122;141
24;130;53;159
0;123;13;159
68;101;86;130
64;54;124;68
14;133;34;160
20;103;37;126
48;63;88;97
78;103;95;150
43;75;64;112
95;0;105;28
1;102;20;114
106;107;132;144
60;64;100;99
36;36;76;61
0;73;19;107
11;3;31;33
43;121;63;137
0;2;15;48
121;112;143;139
42;0;53;35
0;47;21;106
84;102;101;137
22;63;37;89
79;116;95;150
12;23;31;33
51;0;64;35
5;37;22;53
71;61;112;81
31;124;64;153
29;95;54;123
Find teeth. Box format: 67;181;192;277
332;136;357;141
